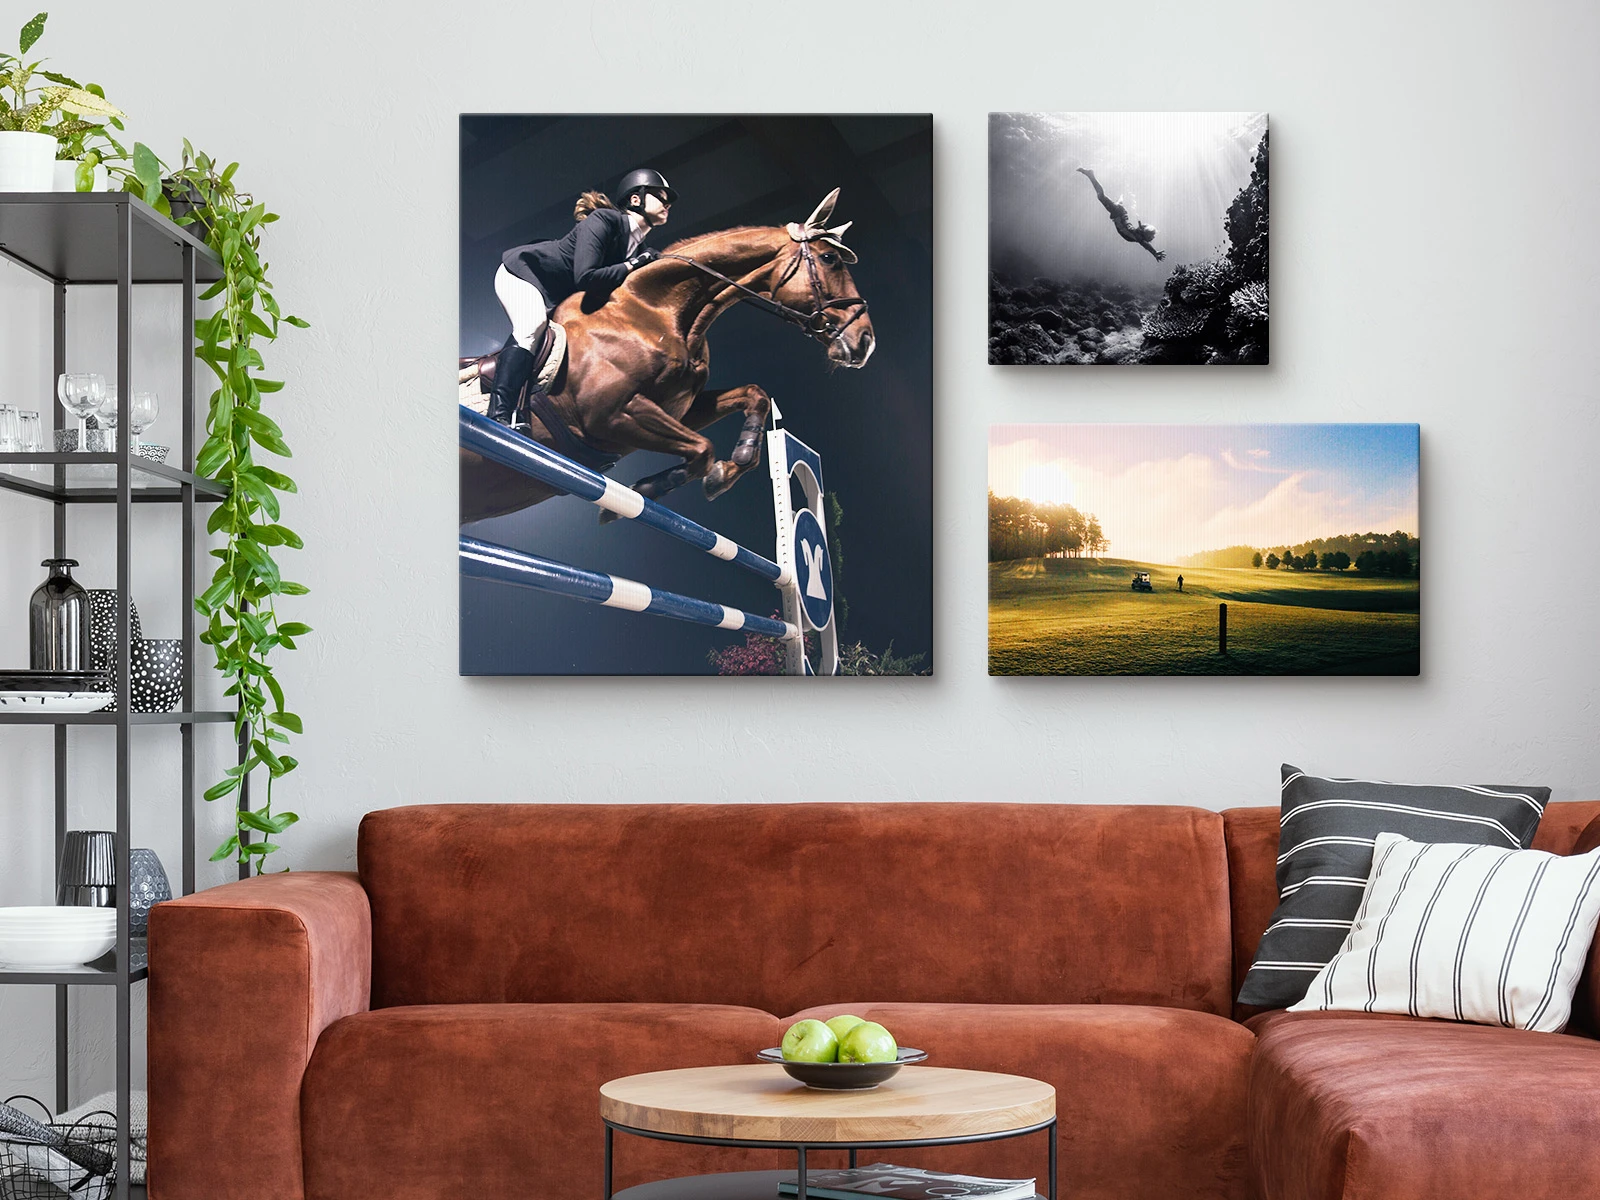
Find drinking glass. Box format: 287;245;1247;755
57;373;104;452
0;405;17;452
130;391;159;454
19;411;42;454
97;387;119;452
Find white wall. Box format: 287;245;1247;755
2;0;1598;1099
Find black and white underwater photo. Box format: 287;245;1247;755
988;112;1268;365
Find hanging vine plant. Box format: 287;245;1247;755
124;140;311;872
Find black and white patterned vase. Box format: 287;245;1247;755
128;848;172;936
129;639;182;713
86;590;141;712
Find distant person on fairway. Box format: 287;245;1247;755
1177;574;1184;592
1077;167;1165;262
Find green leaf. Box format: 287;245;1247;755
208;835;240;862
203;776;241;802
132;142;161;197
268;524;303;550
268;711;303;734
255;378;285;393
284;315;310;328
18;13;46;55
278;581;310;596
276;622;311;637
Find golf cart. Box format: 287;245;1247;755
1130;571;1153;592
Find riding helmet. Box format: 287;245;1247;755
618;168;677;206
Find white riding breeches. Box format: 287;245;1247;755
495;265;551;351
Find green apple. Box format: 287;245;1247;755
838;1021;897;1064
781;1018;840;1063
825;1014;868;1044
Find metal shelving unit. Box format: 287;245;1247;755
0;192;232;1200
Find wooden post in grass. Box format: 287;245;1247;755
1219;603;1228;655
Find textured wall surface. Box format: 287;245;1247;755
1;0;1598;1099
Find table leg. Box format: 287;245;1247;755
797;1145;808;1200
849;1147;857;1169
1048;1120;1057;1200
604;1124;613;1200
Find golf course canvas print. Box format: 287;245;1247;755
988;425;1420;676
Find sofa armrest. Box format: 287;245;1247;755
147;872;370;1200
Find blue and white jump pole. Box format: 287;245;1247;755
459;405;839;675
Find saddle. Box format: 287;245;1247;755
456;323;620;474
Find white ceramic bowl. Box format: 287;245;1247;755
0;906;118;927
0;928;117;969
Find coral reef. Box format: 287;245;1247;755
990;126;1270;366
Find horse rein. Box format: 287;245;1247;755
656;241;869;348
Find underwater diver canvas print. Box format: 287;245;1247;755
988;112;1268;365
458;115;933;676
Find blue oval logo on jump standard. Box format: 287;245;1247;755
791;508;833;631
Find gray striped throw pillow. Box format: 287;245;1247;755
1237;765;1549;1009
1288;833;1600;1031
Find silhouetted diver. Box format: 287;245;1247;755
1077;168;1165;262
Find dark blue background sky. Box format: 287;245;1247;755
459;115;933;676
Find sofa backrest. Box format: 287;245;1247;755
1222;799;1600;1018
359;803;1237;1017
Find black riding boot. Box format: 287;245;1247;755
486;344;534;425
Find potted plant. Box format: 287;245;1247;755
0;13;122;191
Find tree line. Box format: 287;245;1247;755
1180;531;1419;577
989;493;1107;563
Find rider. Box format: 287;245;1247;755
486;168;677;424
1076;167;1165;263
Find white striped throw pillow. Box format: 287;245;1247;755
1289;832;1600;1032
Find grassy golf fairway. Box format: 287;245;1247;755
989;558;1419;676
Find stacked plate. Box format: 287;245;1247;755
0;671;114;714
0;907;118;970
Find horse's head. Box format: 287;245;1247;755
775;189;875;368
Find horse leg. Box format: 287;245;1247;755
596;394;718;521
681;384;772;501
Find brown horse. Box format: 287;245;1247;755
459;190;875;525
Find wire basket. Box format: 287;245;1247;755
0;1097;116;1200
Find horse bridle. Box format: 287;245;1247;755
658;240;869;348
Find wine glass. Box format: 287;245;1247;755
97;386;119;452
130;391;159;455
56;373;104;453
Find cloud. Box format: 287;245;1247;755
1221;448;1291;474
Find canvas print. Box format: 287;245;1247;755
988;425;1419;675
458;115;933;676
988;112;1268;365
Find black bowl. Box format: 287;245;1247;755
756;1046;927;1090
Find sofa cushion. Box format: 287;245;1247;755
1237;766;1548;1010
1248;1011;1600;1200
1222;800;1600;1020
300;1003;794;1200
360;803;1236;1015
1288;833;1600;1032
786;1002;1252;1200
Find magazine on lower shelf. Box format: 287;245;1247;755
776;1162;1038;1200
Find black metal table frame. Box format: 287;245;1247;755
604;1117;1058;1200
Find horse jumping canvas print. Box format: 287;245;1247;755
459;114;933;676
988;112;1269;365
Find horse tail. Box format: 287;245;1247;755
573;190;616;221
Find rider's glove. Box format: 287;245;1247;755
625;247;660;271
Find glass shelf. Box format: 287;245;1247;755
0;710;235;726
0;454;227;503
0;939;148;986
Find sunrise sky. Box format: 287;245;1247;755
988;425;1420;565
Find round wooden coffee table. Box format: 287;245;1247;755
600;1064;1056;1200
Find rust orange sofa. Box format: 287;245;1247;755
145;800;1600;1200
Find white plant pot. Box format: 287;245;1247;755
53;158;108;192
0;131;58;191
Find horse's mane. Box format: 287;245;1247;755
658;225;782;257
